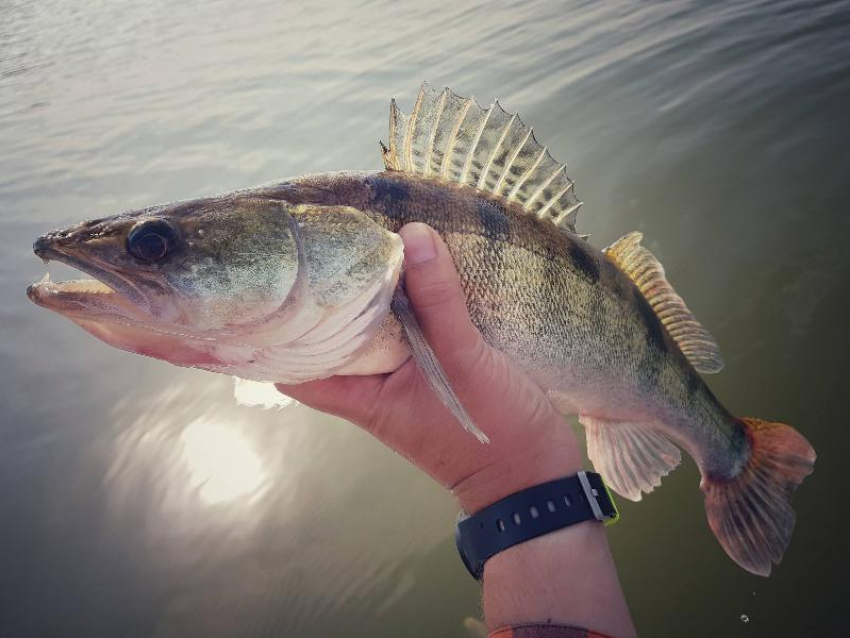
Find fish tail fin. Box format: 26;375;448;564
701;417;815;576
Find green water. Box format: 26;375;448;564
1;0;847;635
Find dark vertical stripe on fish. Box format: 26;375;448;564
568;239;600;284
634;287;666;390
475;200;511;242
635;288;666;353
686;368;702;396
474;199;510;335
366;175;411;224
538;240;571;366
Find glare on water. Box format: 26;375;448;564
180;418;267;506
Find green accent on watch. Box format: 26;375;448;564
601;480;620;527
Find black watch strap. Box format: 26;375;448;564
454;471;619;579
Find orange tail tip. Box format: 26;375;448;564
701;417;816;576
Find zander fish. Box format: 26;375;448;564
28;84;815;576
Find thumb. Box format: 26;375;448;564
398;223;487;372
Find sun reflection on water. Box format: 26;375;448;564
103;379;288;538
180;418;267;505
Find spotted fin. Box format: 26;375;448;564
580;415;682;502
604;231;724;374
382;83;582;233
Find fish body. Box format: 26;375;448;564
28;84;814;576
267;170;739;469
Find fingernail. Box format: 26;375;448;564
400;223;437;264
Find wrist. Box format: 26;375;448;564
453;429;583;513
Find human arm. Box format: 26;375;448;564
276;223;636;637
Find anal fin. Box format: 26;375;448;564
580;415;681;501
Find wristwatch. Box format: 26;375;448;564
455;471;619;579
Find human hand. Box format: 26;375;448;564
276;222;584;513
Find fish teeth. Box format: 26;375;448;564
38;270;51;285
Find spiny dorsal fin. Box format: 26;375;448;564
382;83;582;234
604;231;724;374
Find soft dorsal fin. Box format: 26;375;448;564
382;83;583;234
604;231;724;374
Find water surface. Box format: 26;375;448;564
1;0;847;635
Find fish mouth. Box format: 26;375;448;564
27;234;147;319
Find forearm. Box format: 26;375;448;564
483;522;636;638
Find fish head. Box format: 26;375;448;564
27;195;302;370
28;194;403;381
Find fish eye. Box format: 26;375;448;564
127;219;178;263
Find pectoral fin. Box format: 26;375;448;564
391;288;489;444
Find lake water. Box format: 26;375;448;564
1;0;847;635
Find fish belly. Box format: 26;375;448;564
336;313;411;375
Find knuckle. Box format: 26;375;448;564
363;402;384;435
460;335;491;372
409;277;461;311
450;337;496;388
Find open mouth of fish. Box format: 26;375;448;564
27;236;145;317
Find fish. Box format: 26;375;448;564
28;83;815;576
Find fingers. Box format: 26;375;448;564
399;223;487;371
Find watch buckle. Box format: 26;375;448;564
577;471;619;525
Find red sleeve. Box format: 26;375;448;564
489;625;610;638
